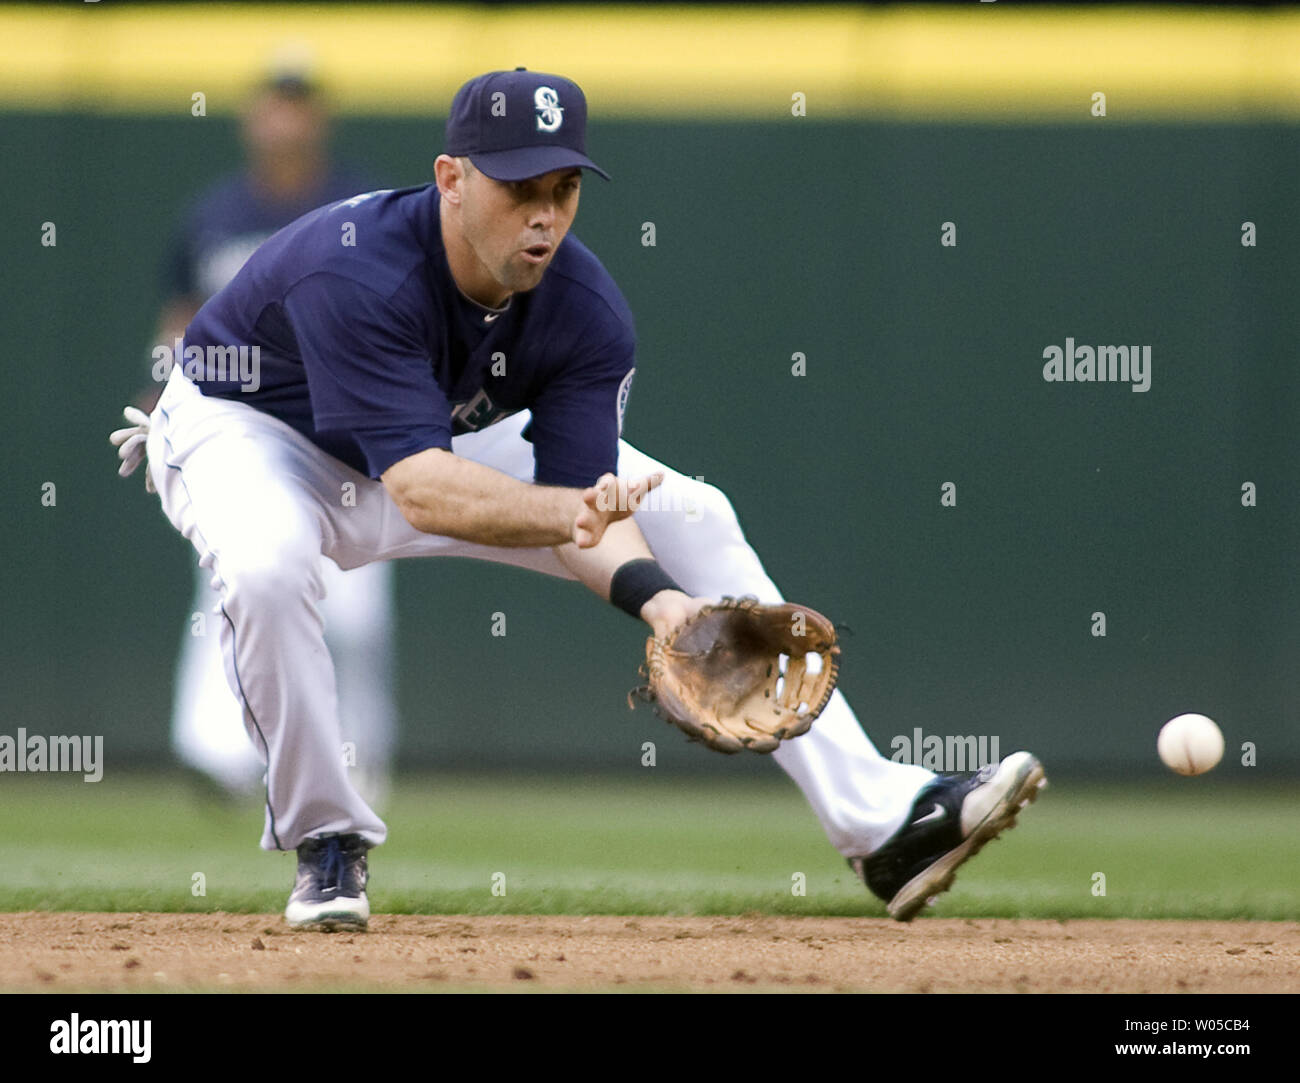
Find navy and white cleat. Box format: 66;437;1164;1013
285;833;371;931
849;751;1047;922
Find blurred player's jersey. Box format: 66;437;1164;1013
184;184;636;487
163;167;373;300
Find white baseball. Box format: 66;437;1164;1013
1157;713;1224;776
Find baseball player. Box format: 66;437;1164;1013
152;56;397;804
113;68;1044;930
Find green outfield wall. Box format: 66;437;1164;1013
3;109;1297;776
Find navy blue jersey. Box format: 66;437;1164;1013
163;166;374;301
183;184;636;486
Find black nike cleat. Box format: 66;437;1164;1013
848;751;1047;922
285;833;371;931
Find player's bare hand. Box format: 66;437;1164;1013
640;590;711;640
572;471;664;548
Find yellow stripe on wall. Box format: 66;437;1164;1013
2;4;1299;119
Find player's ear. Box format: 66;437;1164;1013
433;154;464;204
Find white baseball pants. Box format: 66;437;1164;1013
171;559;397;804
148;366;933;854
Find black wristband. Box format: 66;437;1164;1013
609;559;683;620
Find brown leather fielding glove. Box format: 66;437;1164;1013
631;596;840;753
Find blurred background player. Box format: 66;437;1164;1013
151;47;395;806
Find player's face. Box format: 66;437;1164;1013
242;90;327;162
459;166;582;295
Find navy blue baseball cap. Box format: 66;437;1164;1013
445;68;610;182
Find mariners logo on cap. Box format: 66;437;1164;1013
534;86;563;133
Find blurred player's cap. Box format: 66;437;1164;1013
446;68;610;182
265;70;318;98
261;42;320;99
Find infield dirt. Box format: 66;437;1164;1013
1;913;1295;992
